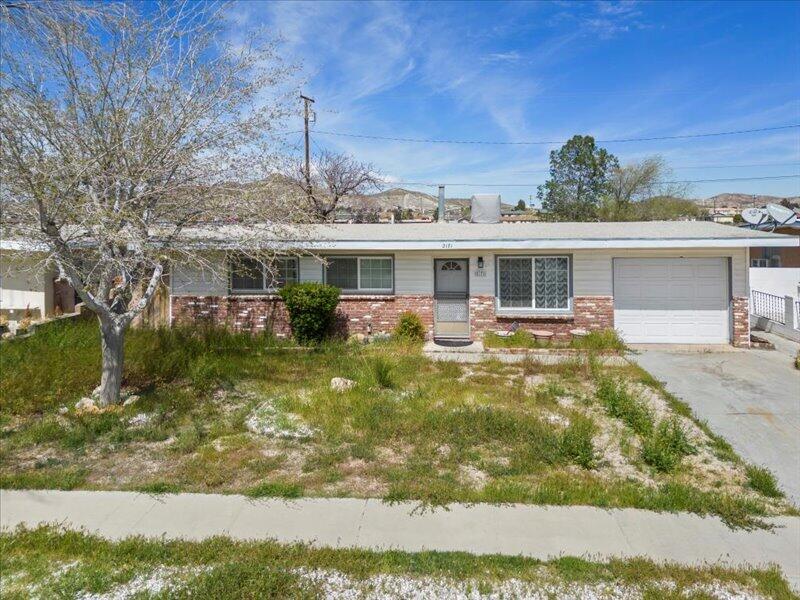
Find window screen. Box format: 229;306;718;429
266;257;299;288
230;257;263;291
326;257;358;290
360;258;392;290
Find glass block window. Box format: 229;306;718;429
534;257;569;308
498;258;533;308
325;256;393;292
359;258;392;290
231;256;298;292
497;256;570;310
230;257;264;291
326;257;358;290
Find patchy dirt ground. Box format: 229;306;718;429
0;351;794;526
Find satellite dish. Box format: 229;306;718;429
741;207;768;226
766;203;798;227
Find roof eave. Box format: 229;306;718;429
180;237;799;251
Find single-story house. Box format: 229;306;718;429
168;197;799;347
3;196;797;345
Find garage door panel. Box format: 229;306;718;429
613;258;730;344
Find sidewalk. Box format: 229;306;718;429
2;490;798;590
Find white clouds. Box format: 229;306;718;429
223;0;799;198
481;51;523;64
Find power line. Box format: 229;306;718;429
378;174;800;188
295;124;800;146
511;160;800;174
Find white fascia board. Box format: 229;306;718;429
291;237;800;251
143;236;800;251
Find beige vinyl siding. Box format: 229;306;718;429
393;251;494;296
394;252;432;294
168;247;750;300
572;248;748;297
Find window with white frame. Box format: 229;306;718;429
497;256;570;310
325;256;393;293
230;256;299;292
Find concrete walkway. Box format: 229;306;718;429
2;490;798;590
422;341;627;365
631;333;800;504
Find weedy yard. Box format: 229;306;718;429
1;526;796;600
0;317;794;528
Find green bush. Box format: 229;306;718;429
570;329;626;352
642;419;696;473
371;357;396;389
745;464;783;498
596;376;654;436
394;311;426;341
278;283;340;345
560;415;597;469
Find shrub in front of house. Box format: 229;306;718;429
278;283;340;345
394;311;426;342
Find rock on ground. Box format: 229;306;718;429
330;377;356;392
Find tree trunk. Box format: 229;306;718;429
97;319;126;406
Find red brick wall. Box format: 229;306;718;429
171;294;617;342
470;295;614;341
171;295;434;339
731;296;750;348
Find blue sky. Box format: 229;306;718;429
231;0;800;204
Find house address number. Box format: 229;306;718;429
441;242;454;249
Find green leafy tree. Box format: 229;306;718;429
537;135;618;221
515;199;527;211
632;196;702;221
597;156;691;221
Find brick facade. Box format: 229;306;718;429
171;295;435;339
172;294;615;342
469;295;614;341
731;295;751;348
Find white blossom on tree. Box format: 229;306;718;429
0;0;312;405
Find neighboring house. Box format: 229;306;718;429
748;224;800;268
168;197;797;347
0;250;76;324
3;197;796;346
707;211;735;224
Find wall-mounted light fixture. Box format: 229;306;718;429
477;256;484;269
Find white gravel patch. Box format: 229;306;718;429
245;397;316;439
297;568;768;600
76;566;207;600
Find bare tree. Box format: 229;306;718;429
598;156;689;221
292;150;379;221
0;1;310;406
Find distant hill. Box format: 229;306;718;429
340;187;514;215
694;193;800;209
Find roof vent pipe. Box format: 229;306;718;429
437;185;446;222
471;194;501;224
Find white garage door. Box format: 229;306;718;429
613;258;730;344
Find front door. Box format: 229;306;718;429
434;259;469;339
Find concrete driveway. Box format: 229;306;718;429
631;333;800;504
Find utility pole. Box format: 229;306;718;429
300;93;315;196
